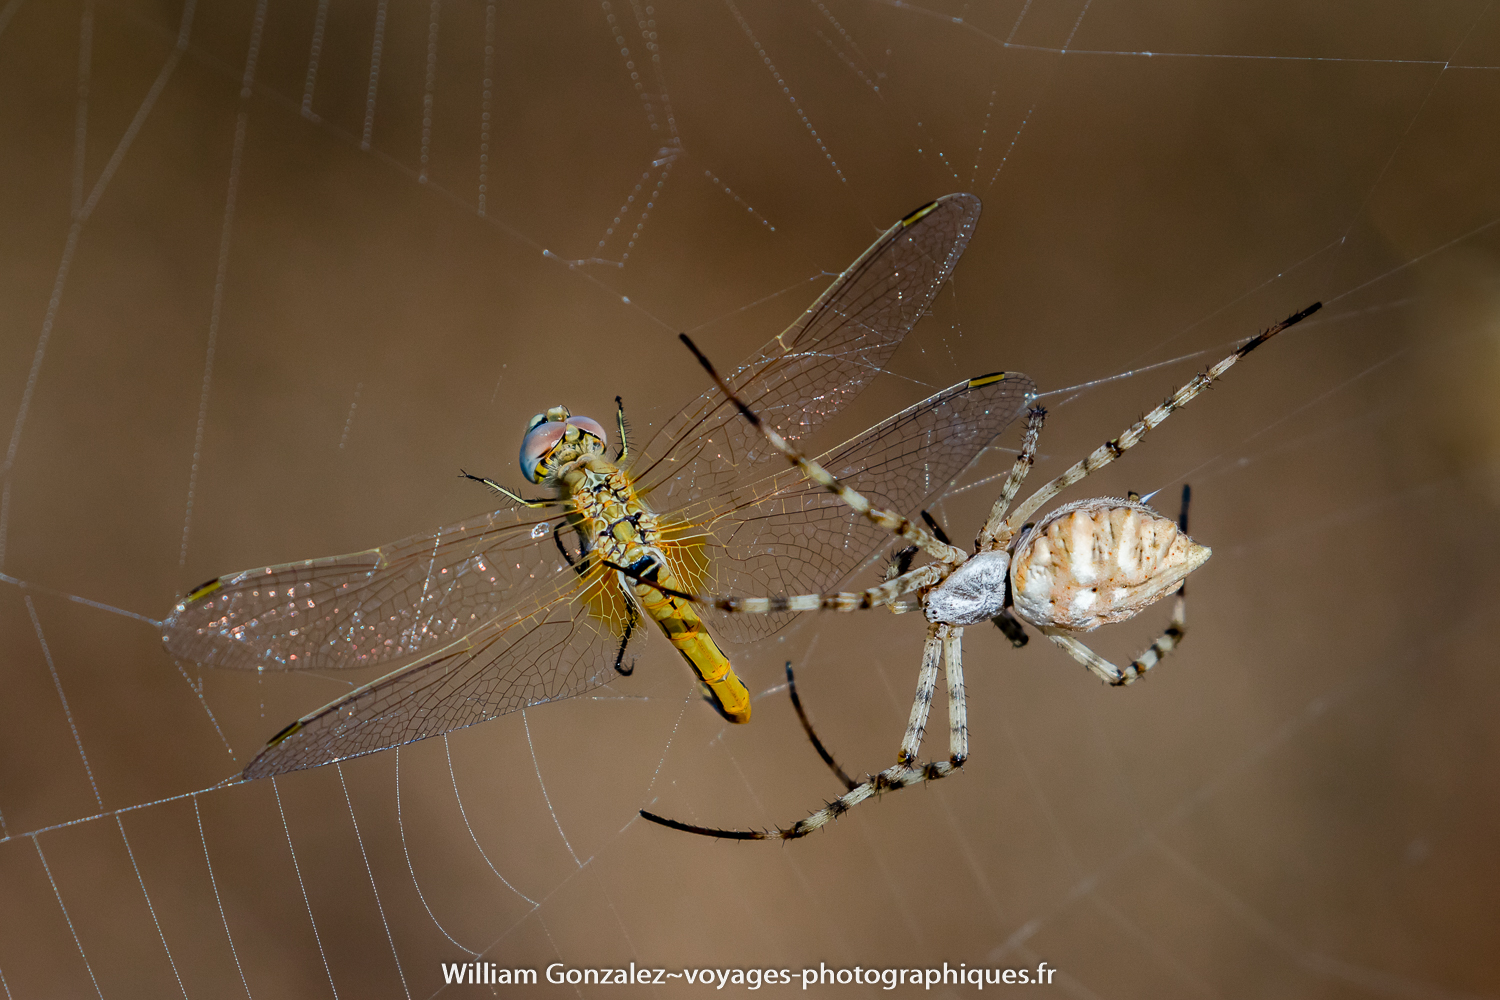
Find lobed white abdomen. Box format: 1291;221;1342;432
1009;498;1210;633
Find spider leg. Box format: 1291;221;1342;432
886;545;918;580
992;607;1030;647
896;622;943;764
1042;598;1186;686
640;624;963;840
977;405;1046;551
784;662;858;791
605;559;944;615
1001;303;1320;538
920;510;952;546
942;625;968;767
782;624;968;838
679;333;965;566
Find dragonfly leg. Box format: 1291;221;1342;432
552;522;595;578
613;395;630;463
679;333;966;567
613;600;638;676
553;524;576;566
458;469;557;508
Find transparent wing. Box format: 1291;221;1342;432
240;562;633;778
666;371;1037;642
629;192;983;509
222;374;1034;778
165;194;980;677
232;376;1034;778
161;506;578;672
169;193;998;777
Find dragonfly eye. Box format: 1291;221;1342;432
519;422;567;482
521;415;610;482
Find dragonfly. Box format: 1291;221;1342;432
162;193;1036;781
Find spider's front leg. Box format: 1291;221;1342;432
606;558;945;617
784;662;858;791
977;405;1046;552
679;333;965;568
999;303;1319;538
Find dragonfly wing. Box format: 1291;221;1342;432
629;193;983;507
241;565;631;779
668;372;1036;643
162;506;572;672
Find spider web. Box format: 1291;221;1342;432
1;0;1498;997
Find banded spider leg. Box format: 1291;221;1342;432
636;303;1320;839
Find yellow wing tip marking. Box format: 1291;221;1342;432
901;199;941;226
266;719;304;748
184;577;223;604
966;371;1010;388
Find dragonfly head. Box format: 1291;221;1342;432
520;406;608;483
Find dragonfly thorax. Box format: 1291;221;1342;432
520;405;608;483
557;454;662;569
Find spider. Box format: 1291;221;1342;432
626;302;1321;840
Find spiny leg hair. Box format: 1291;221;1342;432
457;469;559;509
614;395;630;463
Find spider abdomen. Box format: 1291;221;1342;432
1009;498;1210;633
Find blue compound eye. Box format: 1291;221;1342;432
519;421;566;482
519;414;609;482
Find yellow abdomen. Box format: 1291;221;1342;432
631;562;751;724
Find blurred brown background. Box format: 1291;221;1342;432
2;0;1498;996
